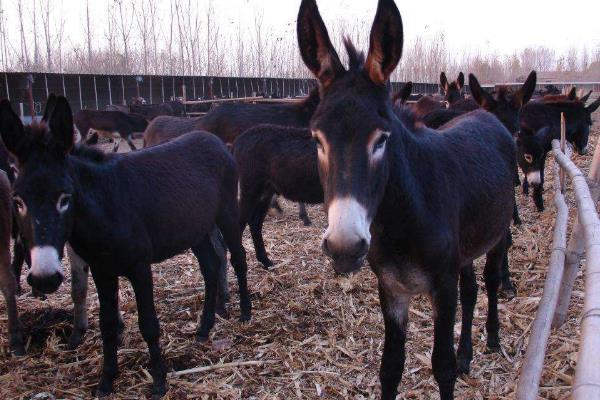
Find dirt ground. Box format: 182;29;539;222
0;113;598;399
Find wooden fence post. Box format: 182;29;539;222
553;138;600;327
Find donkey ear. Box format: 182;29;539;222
566;86;577;100
516;70;537;106
42;93;57;122
587;96;600;114
580;90;592;104
457;72;465;90
0;99;26;158
469;74;496;110
440;72;448;92
392;81;412;104
364;0;403;85
48;96;74;154
297;0;344;89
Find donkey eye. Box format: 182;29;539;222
524;154;533;164
57;193;72;213
312;135;323;149
13;196;26;215
373;133;389;152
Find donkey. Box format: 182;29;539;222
0;95;109;352
440;71;478;111
0;170;23;355
0;96;251;398
391;81;413;106
145;89;322;225
233;125;323;268
74;109;148;152
297;1;516;399
518;96;600;211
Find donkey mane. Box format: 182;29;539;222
495;86;513;99
70;144;113;163
538;98;586;109
342;37;365;71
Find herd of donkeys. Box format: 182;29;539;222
0;0;599;398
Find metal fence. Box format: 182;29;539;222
0;72;441;117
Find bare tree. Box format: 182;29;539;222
84;0;93;69
115;0;134;72
16;0;29;70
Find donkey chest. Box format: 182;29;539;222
372;258;432;296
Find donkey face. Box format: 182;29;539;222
0;96;75;294
469;71;537;135
517;127;551;186
568;98;600;155
440;71;464;104
298;0;403;274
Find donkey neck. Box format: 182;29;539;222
377;121;431;234
67;154;132;255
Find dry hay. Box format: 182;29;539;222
0;113;598;399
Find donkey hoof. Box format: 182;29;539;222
67;331;86;350
456;357;471;375
302;218;312;226
239;313;251;323
259;259;273;270
500;286;517;299
151;382;167;399
486;338;501;352
10;343;25;356
216;306;229;319
196;332;209;343
95;381;114;398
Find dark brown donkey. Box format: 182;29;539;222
0;96;251;398
0;170;23;355
233;125;323;268
74;109;148;152
144;89;322;225
298;1;516;398
440;71;478;111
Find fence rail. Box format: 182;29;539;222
515;114;600;399
0;72;442;117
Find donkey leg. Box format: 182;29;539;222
484;237;506;351
125;134;137;151
500;230;517;298
129;266;167;398
457;263;477;375
512;200;522;226
249;194;275;269
269;196;284;214
192;237;219;342
298;203;312;226
92;272;120;397
217;199;252;322
431;272;459;400
112;138;122;153
66;245;89;349
522;175;529;195
11;237;25;295
209;227;230;318
0;253;25;355
376;277;410;400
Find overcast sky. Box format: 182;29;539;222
2;0;599;57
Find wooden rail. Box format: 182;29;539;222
515;113;600;399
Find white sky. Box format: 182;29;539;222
2;0;599;58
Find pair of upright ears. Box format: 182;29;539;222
297;0;404;88
0;94;74;160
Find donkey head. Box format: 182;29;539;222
469;71;537;135
298;0;403;274
440;71;464;104
0;96;75;294
392;81;412;106
516;127;552;186
569;97;600;155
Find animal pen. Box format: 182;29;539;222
516;114;600;399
